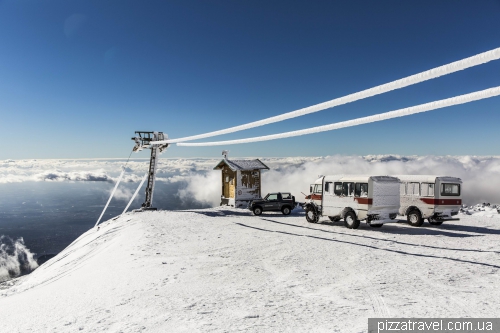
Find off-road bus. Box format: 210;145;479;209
394;175;462;226
303;175;400;229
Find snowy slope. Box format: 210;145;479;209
1;208;499;332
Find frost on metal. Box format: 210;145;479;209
372;180;401;209
178;86;500;146
161;47;500;144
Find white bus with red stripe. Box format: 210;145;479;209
395;175;462;227
303;175;400;229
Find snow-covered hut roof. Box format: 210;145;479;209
213;159;270;171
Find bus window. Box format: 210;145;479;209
400;183;406;195
355;183;368;197
421;183;435;197
343;182;355;197
325;182;333;194
334;182;343;196
441;183;460;196
408;182;420;196
313;184;323;194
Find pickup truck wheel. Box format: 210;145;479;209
281;206;291;215
344;211;360;229
253;206;263;216
428;218;443;226
407;210;423;227
305;207;319;223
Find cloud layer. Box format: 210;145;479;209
175;155;500;206
2;156;500;206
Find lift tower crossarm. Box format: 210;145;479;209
132;131;169;210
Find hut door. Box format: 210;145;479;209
223;176;230;198
229;176;235;198
223;175;235;198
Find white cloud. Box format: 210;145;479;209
177;171;221;207
2;156;500;206
177;155;500;207
111;187;133;202
0;236;38;283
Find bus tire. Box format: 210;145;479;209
407;210;423;227
344;211;360;229
428;218;443;226
305;207;319;223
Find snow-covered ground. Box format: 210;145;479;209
1;206;499;332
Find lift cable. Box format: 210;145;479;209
154;46;500;145
176;85;500;146
94;148;135;227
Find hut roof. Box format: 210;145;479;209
213;159;270;171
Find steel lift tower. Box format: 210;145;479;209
131;131;169;210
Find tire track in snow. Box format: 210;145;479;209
234;222;500;270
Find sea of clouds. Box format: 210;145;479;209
2;155;500;207
1;155;500;282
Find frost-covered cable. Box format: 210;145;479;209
177;86;500;146
156;47;500;144
121;172;148;216
95;169;125;227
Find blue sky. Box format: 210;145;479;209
1;0;500;159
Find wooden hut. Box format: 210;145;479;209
213;156;269;207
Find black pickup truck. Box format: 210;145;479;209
249;192;296;215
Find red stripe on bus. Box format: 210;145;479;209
420;198;462;205
354;197;373;205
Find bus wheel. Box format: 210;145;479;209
344;211;360;229
407;210;423;227
305;207;319;223
428;218;443;226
